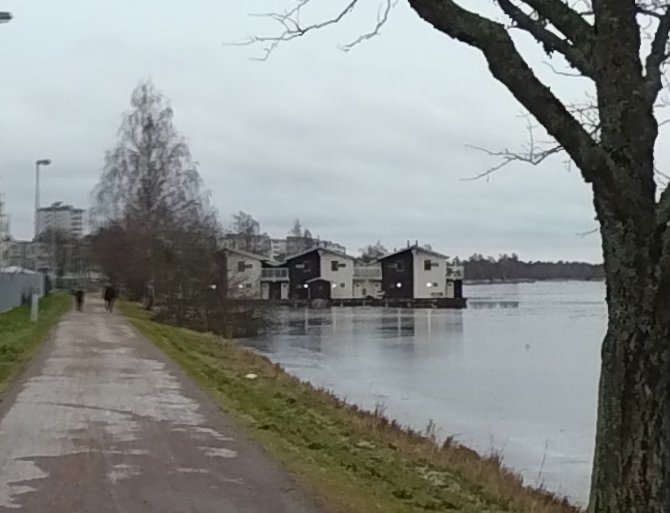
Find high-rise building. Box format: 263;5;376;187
36;202;85;239
0;184;9;267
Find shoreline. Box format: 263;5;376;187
122;301;582;513
465;278;605;285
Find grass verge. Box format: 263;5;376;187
121;301;581;513
0;292;71;396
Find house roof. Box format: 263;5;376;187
377;245;448;262
221;247;272;262
284;246;354;263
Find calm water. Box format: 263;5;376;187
243;281;607;505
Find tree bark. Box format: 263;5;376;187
589;188;670;512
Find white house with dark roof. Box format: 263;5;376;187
223;248;268;299
379;245;463;300
284;247;355;300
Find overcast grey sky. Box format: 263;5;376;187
3;0;663;262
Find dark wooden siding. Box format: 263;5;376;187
454;280;463;299
381;249;414;299
307;279;331;300
287;250;321;299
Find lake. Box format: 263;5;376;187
243;281;607;505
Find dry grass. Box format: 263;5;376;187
122;301;582;513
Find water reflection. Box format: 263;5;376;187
469;300;520;309
242;281;607;505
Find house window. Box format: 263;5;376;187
331;260;339;271
303;261;311;272
395;261;404;272
246;283;252;289
340;283;345;288
424;260;432;271
237;261;246;272
433;282;439;287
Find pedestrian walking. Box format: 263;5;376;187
104;285;117;312
75;289;85;312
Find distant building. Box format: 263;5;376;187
285;248;355;300
353;263;383;299
36;202;85;239
270;238;287;261
0;187;9;267
223;248;267;299
285;236;346;258
6;241;51;272
223;248;289;300
379;245;464;300
221;233;271;257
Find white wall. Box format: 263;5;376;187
226;252;262;299
319;251;354;299
413;250;447;299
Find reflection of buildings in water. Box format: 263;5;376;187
469;300;520;309
379;309;416;338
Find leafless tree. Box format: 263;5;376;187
244;1;670;511
232;211;261;236
91;80;222;313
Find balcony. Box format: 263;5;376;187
261;267;289;281
353;266;382;280
446;266;464;280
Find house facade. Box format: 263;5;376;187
260;263;290;300
379;245;463;300
352;263;382;299
286;248;354;300
223;248;265;299
223;248;292;301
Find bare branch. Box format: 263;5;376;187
498;0;593;77
576;227;599;238
341;0;397;51
408;0;613;192
543;60;584;77
463;116;564;181
226;0;367;60
520;0;595;50
645;4;670;105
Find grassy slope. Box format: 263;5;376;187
121;302;581;513
0;293;71;396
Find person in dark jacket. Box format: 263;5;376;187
103;285;117;312
75;289;85;312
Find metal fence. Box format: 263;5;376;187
0;268;44;313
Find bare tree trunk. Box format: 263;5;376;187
589;188;670;512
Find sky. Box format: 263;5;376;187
1;0;661;263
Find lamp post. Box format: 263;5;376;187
34;159;51;270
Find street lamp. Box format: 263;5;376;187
34;159;51;270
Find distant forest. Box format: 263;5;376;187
455;253;604;282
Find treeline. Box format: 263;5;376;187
457;253;604;282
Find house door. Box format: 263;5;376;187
309;279;331;300
269;282;282;301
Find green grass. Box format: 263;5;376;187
0;293;71;396
121;301;581;513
